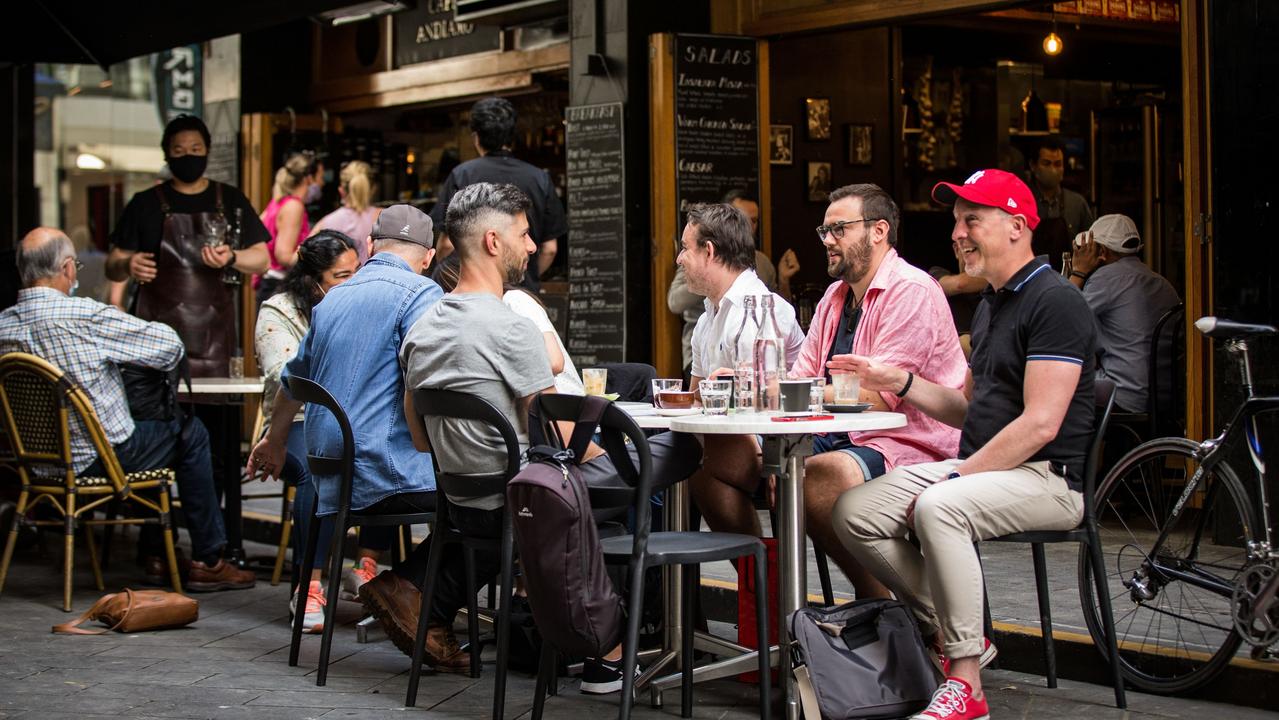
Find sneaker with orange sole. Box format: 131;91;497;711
289;580;327;634
340;557;378;600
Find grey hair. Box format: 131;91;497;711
16;232;74;286
444;182;531;257
371;237;429;263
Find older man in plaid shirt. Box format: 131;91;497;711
0;227;253;591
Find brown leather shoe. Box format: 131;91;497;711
186;559;256;592
358;570;470;673
144;551;191;585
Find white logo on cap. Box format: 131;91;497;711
1007;198;1018;209
401;224;411;234
965;170;985;185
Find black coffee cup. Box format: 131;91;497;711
779;379;812;414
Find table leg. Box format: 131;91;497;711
774;435;811;720
221;405;245;565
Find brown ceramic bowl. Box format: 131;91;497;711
656;390;697;409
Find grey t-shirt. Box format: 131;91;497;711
400;292;553;509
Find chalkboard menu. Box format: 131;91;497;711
673;34;760;223
564;102;626;366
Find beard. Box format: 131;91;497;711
828;234;873;284
502;244;528;284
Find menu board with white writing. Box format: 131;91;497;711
674;34;760;223
565;102;626;365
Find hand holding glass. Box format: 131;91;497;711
831;371;861;404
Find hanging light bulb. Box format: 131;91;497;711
1043;31;1063;56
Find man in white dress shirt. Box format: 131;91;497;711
679;203;805;536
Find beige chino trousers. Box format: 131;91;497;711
832;459;1083;659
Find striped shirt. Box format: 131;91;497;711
0;287;184;472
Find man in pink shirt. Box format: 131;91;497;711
792;184;967;598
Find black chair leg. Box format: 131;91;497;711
752;544;771;720
814;547;835;606
1030;543;1057;688
289;499;323;667
406;513;450;707
681;563;696;718
316;512;349;686
532;642;556;720
464;544;481;679
617;557;648;720
1088;530;1127;709
493;521;516;720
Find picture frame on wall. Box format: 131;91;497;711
769;125;793;165
806;97;831;141
848;124;873;165
806;161;831;202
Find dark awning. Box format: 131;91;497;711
2;0;367;68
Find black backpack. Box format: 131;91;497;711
121;354;192;423
507;395;623;659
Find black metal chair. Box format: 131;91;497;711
1108;303;1185;446
531;394;771;720
406;388;521;719
985;379;1126;710
285;376;440;687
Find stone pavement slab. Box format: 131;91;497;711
1;533;1274;718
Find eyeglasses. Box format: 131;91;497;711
65;257;83;271
816;218;882;242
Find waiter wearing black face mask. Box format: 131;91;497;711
108;114;271;378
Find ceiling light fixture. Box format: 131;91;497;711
1043;8;1063;56
76;153;106;170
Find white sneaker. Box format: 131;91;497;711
289;580;326;634
340;557;379;600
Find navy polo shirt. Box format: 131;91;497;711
961;256;1097;490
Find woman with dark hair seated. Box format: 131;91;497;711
254;230;391;632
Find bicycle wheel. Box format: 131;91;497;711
1079;437;1255;694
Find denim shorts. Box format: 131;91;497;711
811;433;887;481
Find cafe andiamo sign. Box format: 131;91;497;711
394;0;502;68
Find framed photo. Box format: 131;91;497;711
769;125;793;165
806;161;832;202
847;124;873;166
805;97;831;141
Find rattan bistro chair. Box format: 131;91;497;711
0;352;183;611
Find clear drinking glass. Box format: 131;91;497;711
651;378;685;408
831;372;861;404
698;380;732;415
228;353;244;380
733;360;755;413
807;377;827;411
582;368;608;396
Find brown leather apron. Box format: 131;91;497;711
134;183;237;379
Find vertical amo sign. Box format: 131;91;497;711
154;46;202;124
565;102;626;365
673;34;759;225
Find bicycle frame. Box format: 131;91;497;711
1135;339;1278;604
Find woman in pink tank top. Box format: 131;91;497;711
257;151;321;306
310;160;380;264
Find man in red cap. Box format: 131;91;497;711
827;169;1098;719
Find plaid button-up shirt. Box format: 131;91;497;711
0;287;184;473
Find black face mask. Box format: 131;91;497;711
167;154;208;183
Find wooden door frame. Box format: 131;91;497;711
1181;0;1212;439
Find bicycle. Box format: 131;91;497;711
1078;316;1279;694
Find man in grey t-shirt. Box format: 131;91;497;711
401;182;701;694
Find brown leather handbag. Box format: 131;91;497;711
51;589;198;634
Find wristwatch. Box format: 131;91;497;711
223;250;238;269
1069;270;1088;280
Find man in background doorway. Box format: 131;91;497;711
430;97;567;291
1027;136;1094;241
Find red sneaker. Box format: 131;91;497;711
936;637;998;676
910;677;989;720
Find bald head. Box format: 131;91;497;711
17;227;75;289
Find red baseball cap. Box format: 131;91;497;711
931;169;1040;230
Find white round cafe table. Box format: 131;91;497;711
656;410;906;720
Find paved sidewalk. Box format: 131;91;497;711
1;535;1275;719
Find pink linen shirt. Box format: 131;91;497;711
791;248;967;471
